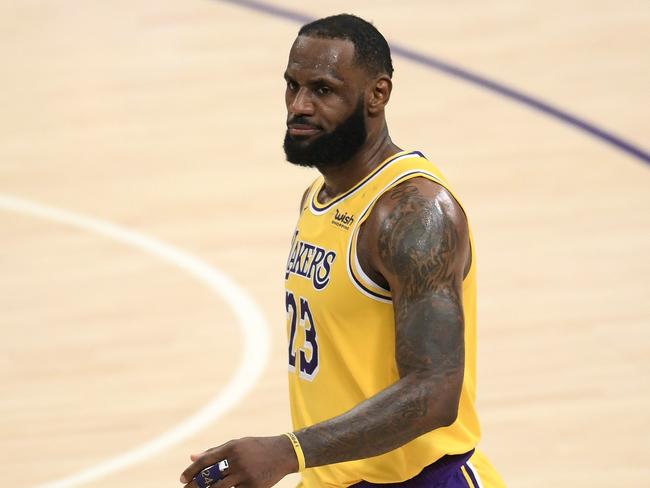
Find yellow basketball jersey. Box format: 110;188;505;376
285;150;486;487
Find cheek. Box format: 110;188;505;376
285;89;294;109
318;99;350;128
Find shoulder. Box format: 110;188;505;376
364;177;469;249
372;177;467;230
362;177;471;280
299;187;310;213
298;179;319;214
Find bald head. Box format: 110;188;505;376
298;14;394;78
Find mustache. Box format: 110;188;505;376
286;116;322;130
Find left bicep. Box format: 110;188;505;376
370;179;469;377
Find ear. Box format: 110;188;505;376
367;75;392;116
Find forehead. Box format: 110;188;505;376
286;36;358;80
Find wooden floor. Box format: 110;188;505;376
1;1;648;487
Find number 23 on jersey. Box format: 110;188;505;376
286;290;320;380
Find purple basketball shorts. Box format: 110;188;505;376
350;450;478;488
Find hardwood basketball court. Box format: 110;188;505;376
1;1;648;486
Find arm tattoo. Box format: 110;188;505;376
296;181;467;467
380;183;464;378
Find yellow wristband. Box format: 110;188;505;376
284;432;306;472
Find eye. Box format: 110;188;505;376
286;79;298;91
316;85;331;96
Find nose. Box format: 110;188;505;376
288;87;315;117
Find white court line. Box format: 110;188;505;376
0;194;270;488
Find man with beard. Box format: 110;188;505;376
180;14;505;488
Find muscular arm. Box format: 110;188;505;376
296;178;470;467
178;178;471;485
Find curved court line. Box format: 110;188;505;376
0;194;270;488
214;0;650;166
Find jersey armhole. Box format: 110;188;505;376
347;170;473;301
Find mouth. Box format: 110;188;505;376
287;124;322;137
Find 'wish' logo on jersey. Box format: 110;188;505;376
285;231;336;290
331;209;355;230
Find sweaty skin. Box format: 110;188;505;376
180;34;469;487
285;36;401;195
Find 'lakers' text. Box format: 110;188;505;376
285;231;336;290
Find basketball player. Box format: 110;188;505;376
180;14;505;488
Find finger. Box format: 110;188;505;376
185;459;231;488
211;473;241;488
190;447;218;462
181;448;221;482
180;444;230;484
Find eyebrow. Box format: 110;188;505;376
321;70;345;82
284;71;345;84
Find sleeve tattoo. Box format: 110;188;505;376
296;180;468;467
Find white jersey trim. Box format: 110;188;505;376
309;152;424;216
346;169;446;303
466;460;485;488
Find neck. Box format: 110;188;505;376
318;125;401;202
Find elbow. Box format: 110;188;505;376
432;378;463;428
438;401;459;427
441;370;464;427
406;370;463;431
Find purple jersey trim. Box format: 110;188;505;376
464;463;481;488
310;151;425;213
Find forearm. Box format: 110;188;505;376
295;370;461;468
294;181;469;469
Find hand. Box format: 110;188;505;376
180;435;299;488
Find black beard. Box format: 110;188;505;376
283;99;367;169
